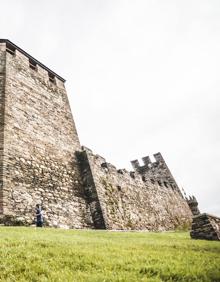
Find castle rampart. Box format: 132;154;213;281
0;40;193;230
79;147;192;230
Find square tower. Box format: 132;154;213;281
0;40;91;227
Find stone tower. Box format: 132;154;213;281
0;39;91;227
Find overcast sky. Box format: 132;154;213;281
1;0;220;216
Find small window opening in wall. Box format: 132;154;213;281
48;72;56;84
164;181;168;188
158;180;162;186
29;59;37;71
6;43;16;56
142;176;146;182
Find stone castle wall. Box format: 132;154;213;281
0;40;193;230
78;147;192;230
0;42;92;228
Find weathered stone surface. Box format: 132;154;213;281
0;41;93;228
0;40;193;230
186;196;200;216
0;45;6;216
78;147;192;230
190;213;220;241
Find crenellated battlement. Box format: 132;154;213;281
131;152;165;171
79;146;192;230
186;195;198;203
129;152;183;195
0;39;65;88
81;146;142;182
81;147;185;193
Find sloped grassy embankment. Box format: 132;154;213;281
0;227;219;281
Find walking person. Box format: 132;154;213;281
36;204;43;227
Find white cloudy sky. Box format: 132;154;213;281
1;0;220;215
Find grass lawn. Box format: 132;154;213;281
0;227;219;282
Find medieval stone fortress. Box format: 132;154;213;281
0;40;219;240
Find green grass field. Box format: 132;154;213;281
0;227;219;282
